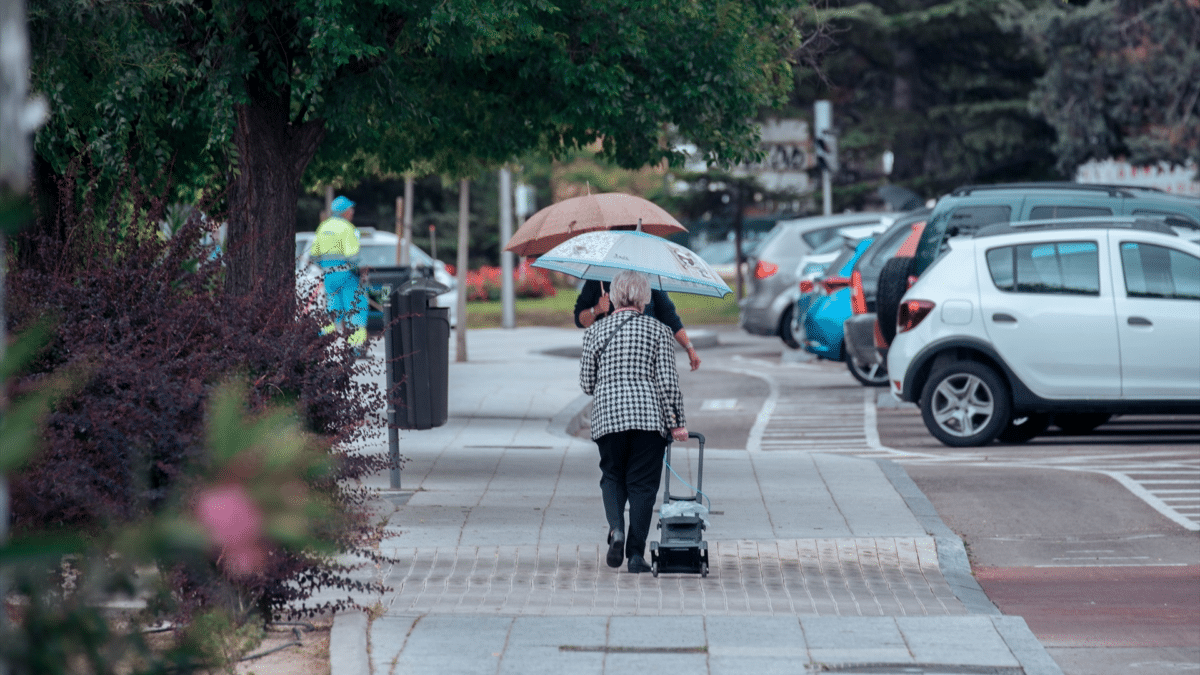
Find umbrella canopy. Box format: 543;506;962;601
532;231;732;298
504;192;687;256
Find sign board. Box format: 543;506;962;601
1076;159;1200;197
732;118;813;193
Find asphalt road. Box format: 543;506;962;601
873;380;1200;675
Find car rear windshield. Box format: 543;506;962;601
914;204;1013;276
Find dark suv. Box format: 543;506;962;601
877;183;1200;345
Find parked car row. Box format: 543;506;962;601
738;212;897;346
877;183;1200;446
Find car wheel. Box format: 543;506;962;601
846;356;888;387
877;256;912;346
1053;412;1112;435
919;361;1012;447
780;306;802;349
996;413;1052;444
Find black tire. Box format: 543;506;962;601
1053;413;1112;435
780;305;802;349
996;413;1052;444
846;356;889;387
877;256;913;346
919;361;1012;447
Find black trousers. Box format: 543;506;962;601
596;429;666;560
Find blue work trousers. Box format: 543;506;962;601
322;268;368;345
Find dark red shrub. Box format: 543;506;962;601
5;165;393;619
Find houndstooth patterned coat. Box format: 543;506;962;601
580;311;686;441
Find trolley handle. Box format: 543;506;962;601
664;431;705;503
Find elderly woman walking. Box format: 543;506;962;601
580;270;688;573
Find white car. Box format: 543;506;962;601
887;216;1200;447
295;228;458;328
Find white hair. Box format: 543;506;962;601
609;270;651;309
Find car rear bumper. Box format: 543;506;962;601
843;313;881;366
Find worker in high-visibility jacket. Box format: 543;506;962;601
311;196;368;351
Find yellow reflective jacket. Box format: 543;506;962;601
311;216;360;267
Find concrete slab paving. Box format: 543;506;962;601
326;328;1064;675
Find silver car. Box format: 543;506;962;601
739;213;896;346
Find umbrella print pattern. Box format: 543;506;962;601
533;231;731;298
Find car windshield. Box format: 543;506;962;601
698;240;755;264
823;243;864;278
358;243;438;267
698;241;737;265
811;236;847;256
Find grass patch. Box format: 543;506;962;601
466;290;738;329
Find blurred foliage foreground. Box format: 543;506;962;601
1;167;395;673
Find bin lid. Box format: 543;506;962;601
398;277;450;296
366;265;423;289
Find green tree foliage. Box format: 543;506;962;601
30;0;801;298
793;0;1059;201
1011;0;1200;173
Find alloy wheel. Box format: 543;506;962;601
930;373;995;437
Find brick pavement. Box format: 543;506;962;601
378;537;966;616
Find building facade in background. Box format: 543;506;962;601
1076;159;1200;197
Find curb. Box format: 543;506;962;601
329;611;370;675
874;458;1001;616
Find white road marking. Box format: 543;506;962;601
726;356;1200;533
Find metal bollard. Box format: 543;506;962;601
382;286;401;489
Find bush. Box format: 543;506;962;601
465;261;556;301
4;165;392;622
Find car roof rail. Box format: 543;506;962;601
974;216;1176;238
949;182;1139;198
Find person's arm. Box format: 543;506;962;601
574;280;611;328
649;291;700;370
579;327;599;395
674;328;701;371
654;325;687;440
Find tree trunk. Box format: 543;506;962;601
224;92;324;303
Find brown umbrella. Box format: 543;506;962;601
504;192;687;256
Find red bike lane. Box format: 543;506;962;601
974;565;1200;648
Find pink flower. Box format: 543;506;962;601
195;484;266;576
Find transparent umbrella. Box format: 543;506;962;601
532;230;732;298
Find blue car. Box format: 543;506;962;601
800;238;876;364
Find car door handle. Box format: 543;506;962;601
991;313;1017;323
1127;316;1152;326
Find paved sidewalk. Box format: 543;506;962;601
329;327;1063;675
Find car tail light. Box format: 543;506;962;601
754;261;779;279
850;270;867;314
799;279;814;293
821;276;850;294
897;299;935;333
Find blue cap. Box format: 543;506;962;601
331;196;356;215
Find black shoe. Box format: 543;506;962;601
627;555;652;574
606;530;625;568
